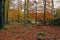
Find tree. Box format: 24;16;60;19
5;0;10;24
43;0;46;25
17;0;21;23
3;0;5;24
0;0;5;30
24;0;27;23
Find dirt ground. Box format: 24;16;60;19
0;24;60;40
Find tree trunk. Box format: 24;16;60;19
6;0;10;24
3;0;5;24
17;0;20;23
24;0;26;23
43;0;46;25
0;0;4;30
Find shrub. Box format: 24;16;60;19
37;32;45;36
49;18;60;26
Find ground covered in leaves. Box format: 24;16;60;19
0;24;60;40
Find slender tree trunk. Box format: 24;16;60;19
26;0;30;23
35;2;37;24
52;0;55;20
52;0;56;26
0;0;4;30
17;0;20;23
2;0;5;24
6;0;10;24
27;0;29;20
43;0;46;25
24;0;26;23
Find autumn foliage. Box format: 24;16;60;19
29;11;54;22
8;9;54;22
8;9;24;21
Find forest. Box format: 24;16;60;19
4;0;60;25
0;0;60;40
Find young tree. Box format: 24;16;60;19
17;0;21;23
24;0;27;23
43;0;46;25
5;0;10;24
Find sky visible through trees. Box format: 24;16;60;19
9;0;60;9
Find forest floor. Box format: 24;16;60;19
0;24;60;40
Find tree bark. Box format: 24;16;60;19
6;0;10;24
43;0;46;25
3;0;5;24
0;0;4;29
